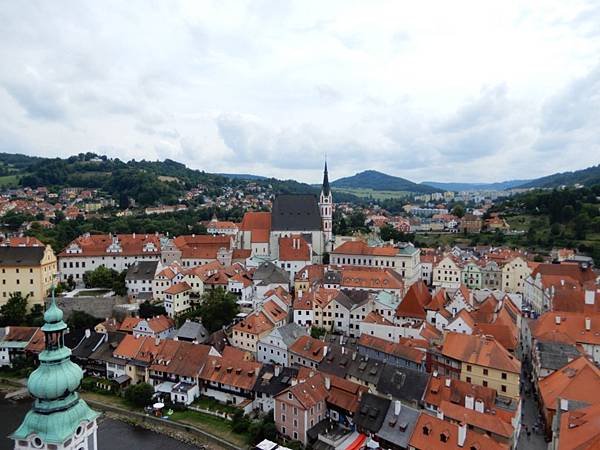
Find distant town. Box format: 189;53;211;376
1;159;599;450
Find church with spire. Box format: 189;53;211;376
11;290;100;449
318;161;333;251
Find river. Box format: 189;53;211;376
0;398;203;450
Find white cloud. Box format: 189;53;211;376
0;0;599;183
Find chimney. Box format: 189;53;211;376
436;410;444;420
291;379;298;386
352;352;357;361
323;346;328;356
560;279;565;286
433;370;438;378
341;346;345;355
274;365;281;376
445;378;451;388
155;337;160;346
474;399;484;413
464;395;474;410
586;317;591;331
457;422;467;447
133;232;136;239
85;329;91;338
560;398;569;411
585;290;595;305
325;377;331;390
555;315;561;325
394;400;401;415
255;367;260;376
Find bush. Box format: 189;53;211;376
124;382;154;407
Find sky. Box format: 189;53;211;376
0;1;599;184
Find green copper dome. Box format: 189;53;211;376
28;356;83;400
11;285;100;445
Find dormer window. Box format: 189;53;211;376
423;425;431;435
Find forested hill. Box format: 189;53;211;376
332;170;441;193
0;152;360;206
519;164;600;189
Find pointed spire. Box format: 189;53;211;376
322;160;330;196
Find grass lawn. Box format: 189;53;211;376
0;174;19;187
332;187;412;200
194;396;239;414
170;409;249;446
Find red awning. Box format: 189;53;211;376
345;433;367;450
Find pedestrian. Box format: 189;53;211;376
527;427;531;440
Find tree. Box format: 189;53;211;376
200;287;240;333
124;382;154;407
83;265;118;289
0;292;30;326
67;310;101;330
310;326;326;339
451;204;465;218
550;222;561;236
139;301;166;319
25;304;45;327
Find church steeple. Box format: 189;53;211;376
322;161;330;196
11;288;100;450
319;160;334;252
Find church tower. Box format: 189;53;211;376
11;290;100;450
319;161;333;250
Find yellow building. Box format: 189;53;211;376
501;256;532;294
442;332;521;400
0;245;57;309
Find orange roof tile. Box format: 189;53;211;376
199;355;261;390
164;281;191;295
278;235;311;261
289;335;327;362
332;240;398;257
441;332;520;374
396;281;431;319
558;402;600;450
409;413;508;450
232;311;274;336
539;356;600;413
59;233;161;257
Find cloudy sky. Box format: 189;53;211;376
1;1;599;183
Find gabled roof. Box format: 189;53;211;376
441;332;520;374
240;211;271;232
355;393;390;433
326;374;367;413
440;400;514;438
532;262;596;285
199;355;261;390
262;300;287;324
424;375;497;411
233;311;274;336
332;240;398;256
539;356;600;412
289;335;327;362
278;235;311;261
409;412;508;450
119;317;141;333
59;233;161;257
531;312;600;346
396;281;431;319
558;402;600;450
164;281;191;295
0;246;46;266
125;260;159;281
276;373;329;409
150;342;211;377
253;261;289;285
375;364;429;405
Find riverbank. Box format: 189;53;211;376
0;380;245;450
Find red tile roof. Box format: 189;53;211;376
59;233;161;257
409;413;508;450
278;235;311;261
557;401;600;450
396;281;431;319
539;356;600;413
164;281;191;295
289;335;327;363
441;332;520;374
200;356;261;390
232;311;274;336
332;240;397;256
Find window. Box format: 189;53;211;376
501;372;507;380
483;369;488;376
483;381;488;387
501;385;507;392
466;376;471;383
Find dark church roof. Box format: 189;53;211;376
322;162;331;196
271;194;322;231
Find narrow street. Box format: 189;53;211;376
516;357;547;450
